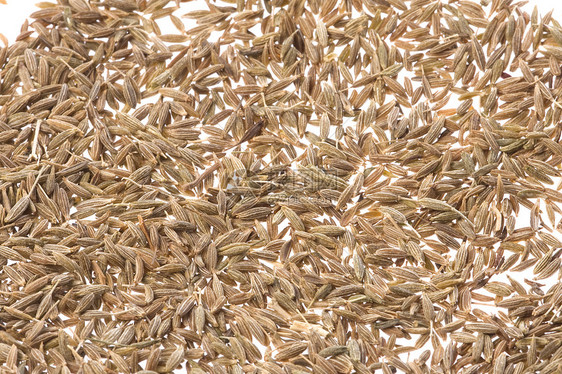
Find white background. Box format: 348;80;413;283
0;0;561;369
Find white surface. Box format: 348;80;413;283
0;0;561;370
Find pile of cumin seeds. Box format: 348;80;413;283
1;0;562;373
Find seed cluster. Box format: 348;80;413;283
1;0;562;373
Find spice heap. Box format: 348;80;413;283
1;0;562;373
